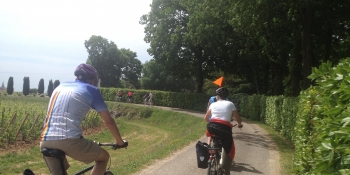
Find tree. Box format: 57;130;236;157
47;80;53;97
23;77;30;96
53;80;60;90
85;35;122;87
141;0;207;92
85;35;144;88
38;78;44;94
140;0;350;96
29;88;38;94
141;59;195;91
120;48;143;89
6;76;14;95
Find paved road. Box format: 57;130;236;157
133;106;280;175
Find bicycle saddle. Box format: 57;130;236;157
41;148;65;157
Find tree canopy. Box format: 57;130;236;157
22;77;30;96
140;0;350;96
85;35;143;88
38;78;44;94
7;77;14;95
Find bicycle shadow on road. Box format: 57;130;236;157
233;132;270;150
231;162;263;174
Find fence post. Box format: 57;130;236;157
26;114;41;140
15;113;30;145
4;112;16;145
4;112;17;134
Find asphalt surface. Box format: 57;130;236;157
132;105;280;175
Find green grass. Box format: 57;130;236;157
0;103;207;175
0;95;296;174
253;121;295;175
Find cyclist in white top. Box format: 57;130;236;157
40;63;126;175
205;87;243;175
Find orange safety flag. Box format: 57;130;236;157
213;76;224;87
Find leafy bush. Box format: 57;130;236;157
294;58;350;174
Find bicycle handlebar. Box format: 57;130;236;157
233;123;243;129
96;140;128;150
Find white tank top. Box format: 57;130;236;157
209;100;236;122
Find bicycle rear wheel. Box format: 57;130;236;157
207;158;218;175
104;170;113;175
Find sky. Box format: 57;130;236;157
0;0;153;92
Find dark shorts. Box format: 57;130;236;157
207;122;235;159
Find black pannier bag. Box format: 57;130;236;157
196;141;209;169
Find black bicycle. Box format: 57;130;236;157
207;135;225;175
207;124;237;175
40;141;128;175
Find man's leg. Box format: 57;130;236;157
90;149;109;175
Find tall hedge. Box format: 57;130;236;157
294;58;350;174
99;88;210;112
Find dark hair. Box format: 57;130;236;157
215;87;229;99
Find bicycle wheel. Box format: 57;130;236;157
207;158;218;175
104;170;113;175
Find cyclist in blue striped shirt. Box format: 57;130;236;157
40;63;126;175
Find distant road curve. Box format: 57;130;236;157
132;105;281;175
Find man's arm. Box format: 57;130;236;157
232;110;243;128
99;111;124;145
204;110;211;123
206;100;210;111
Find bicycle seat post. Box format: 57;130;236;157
41;148;67;175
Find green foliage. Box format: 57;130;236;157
294;58;350;174
140;0;350;96
140;59;196;92
38;78;44;94
119;48;143;89
47;80;53;97
0;102;206;175
281;97;299;141
232;93;299;145
99;88;210;112
29;88;38;94
293;88;317;174
6;77;14;95
85;35;143;88
22;77;30;96
53;80;60;90
0;96;105;147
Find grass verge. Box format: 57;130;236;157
0;103;206;175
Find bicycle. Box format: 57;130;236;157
40;141;128;175
127;96;133;103
207;135;225;175
116;96;122;102
207;124;237;175
144;98;152;106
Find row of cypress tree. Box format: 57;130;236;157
6;77;60;97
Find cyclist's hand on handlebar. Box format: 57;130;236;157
113;140;128;150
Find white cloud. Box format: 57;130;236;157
0;0;153;91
